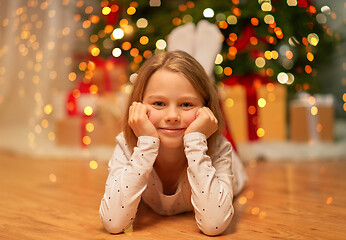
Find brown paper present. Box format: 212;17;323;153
290;95;334;142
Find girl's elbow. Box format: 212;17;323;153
101;217;131;234
99;207;132;234
199;223;229;236
198;209;234;236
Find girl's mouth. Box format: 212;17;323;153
159;128;185;135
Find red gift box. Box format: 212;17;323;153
90;57;128;94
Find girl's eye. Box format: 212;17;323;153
153;101;165;107
181;102;193;108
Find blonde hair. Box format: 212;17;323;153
123;50;224;153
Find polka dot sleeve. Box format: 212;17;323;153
184;132;234;236
99;133;160;234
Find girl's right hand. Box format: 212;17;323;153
128;102;159;138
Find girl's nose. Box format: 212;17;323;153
164;107;180;123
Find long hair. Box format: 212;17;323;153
123;50;224;153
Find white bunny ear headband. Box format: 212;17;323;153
167;20;223;80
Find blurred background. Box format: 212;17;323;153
0;0;345;164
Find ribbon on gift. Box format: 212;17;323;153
92;57;113;92
67;81;92;116
91;56;127;93
66;81;95;147
223;73;271;141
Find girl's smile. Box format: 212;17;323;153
158;127;185;136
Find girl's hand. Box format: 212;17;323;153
184;107;218;139
128;102;159;138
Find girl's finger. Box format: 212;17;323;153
133;102;142;120
139;104;147;118
203;107;214;119
129;102;136;119
196;107;202;117
205;108;218;125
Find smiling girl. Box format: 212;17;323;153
99;50;247;236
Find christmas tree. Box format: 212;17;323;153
76;0;336;97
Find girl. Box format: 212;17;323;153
99;50;247;236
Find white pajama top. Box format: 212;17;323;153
99;132;247;236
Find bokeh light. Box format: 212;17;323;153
258;98;267;108
156;39;166;49
102;7;111;15
257;128;265;138
136;18;148;28
112;28;124;39
89;160;98;169
307;33;319;46
112;48;122;57
84;106;93;116
227;15;237;25
203;8;214;18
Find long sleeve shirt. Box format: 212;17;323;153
99;132;247;236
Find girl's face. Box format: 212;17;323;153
142;69;204;149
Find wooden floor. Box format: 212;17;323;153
1;151;346;240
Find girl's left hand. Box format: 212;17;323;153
184;107;218;139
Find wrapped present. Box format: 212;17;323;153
55;84;128;147
54;82;129;120
55;114;122;147
96;92;129;120
257;83;287;141
66;81;96;116
219;74;287;143
52;81;94;120
91;57;128;93
290;93;334;142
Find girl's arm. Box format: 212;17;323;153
184;133;234;236
99;134;159;234
100;102;159;233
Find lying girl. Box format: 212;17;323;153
99;50;247;236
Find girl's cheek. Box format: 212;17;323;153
147;108;161;125
184;109;198;126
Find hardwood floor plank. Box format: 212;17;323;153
0;152;345;239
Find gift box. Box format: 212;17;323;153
96;92;129;119
219;74;287;143
220;85;248;143
53;82;129;120
257;84;286;141
290;93;334;142
55;91;128;147
91;57;128;93
55;114;122;147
